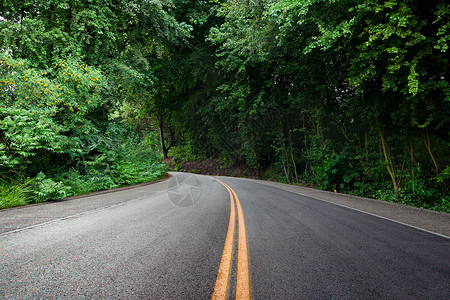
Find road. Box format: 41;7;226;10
1;172;449;299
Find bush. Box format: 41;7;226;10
0;132;167;209
0;107;72;172
51;137;167;197
32;172;72;202
307;141;362;191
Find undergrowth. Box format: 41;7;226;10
0;137;166;209
0;180;33;209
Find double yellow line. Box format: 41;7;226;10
212;178;250;300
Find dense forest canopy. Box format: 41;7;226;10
0;0;449;211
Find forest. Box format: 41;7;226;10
0;0;448;212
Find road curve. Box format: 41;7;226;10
0;172;449;299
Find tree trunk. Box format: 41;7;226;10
404;137;417;190
378;128;399;197
420;128;441;174
288;128;299;183
404;137;417;164
159;114;168;160
282;145;291;184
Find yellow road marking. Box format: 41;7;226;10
212;179;236;300
230;186;250;300
212;179;250;300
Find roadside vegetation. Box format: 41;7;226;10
1;0;449;212
0;130;166;209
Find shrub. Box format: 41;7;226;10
32;172;72;202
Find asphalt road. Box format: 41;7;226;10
1;172;449;299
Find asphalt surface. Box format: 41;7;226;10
1;172;449;299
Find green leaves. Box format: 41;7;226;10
0;53;111;175
0;180;33;209
0;0;447;211
199;0;449;210
433;3;450;52
0;54;107;134
0;108;71;168
32;172;72;202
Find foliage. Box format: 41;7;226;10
0;54;107;134
200;0;449;211
307;141;361;191
54;135;167;196
0;0;448;213
0;53;110;177
0;107;70;170
1;134;166;209
81;137;166;187
0;180;32;209
32;172;72;202
0;1;177;209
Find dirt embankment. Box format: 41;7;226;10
164;157;260;178
164;157;315;188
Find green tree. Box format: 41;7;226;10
0;54;107;174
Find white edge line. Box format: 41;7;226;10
309;195;450;240
1;174;195;237
0;202;124;237
284;190;450;239
240;178;450;240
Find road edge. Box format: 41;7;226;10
239;177;450;239
0;175;172;212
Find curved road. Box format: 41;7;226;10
1;172;449;299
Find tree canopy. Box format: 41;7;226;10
0;0;448;211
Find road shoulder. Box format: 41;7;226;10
0;176;171;235
241;178;450;238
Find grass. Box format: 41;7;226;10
0;181;32;209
